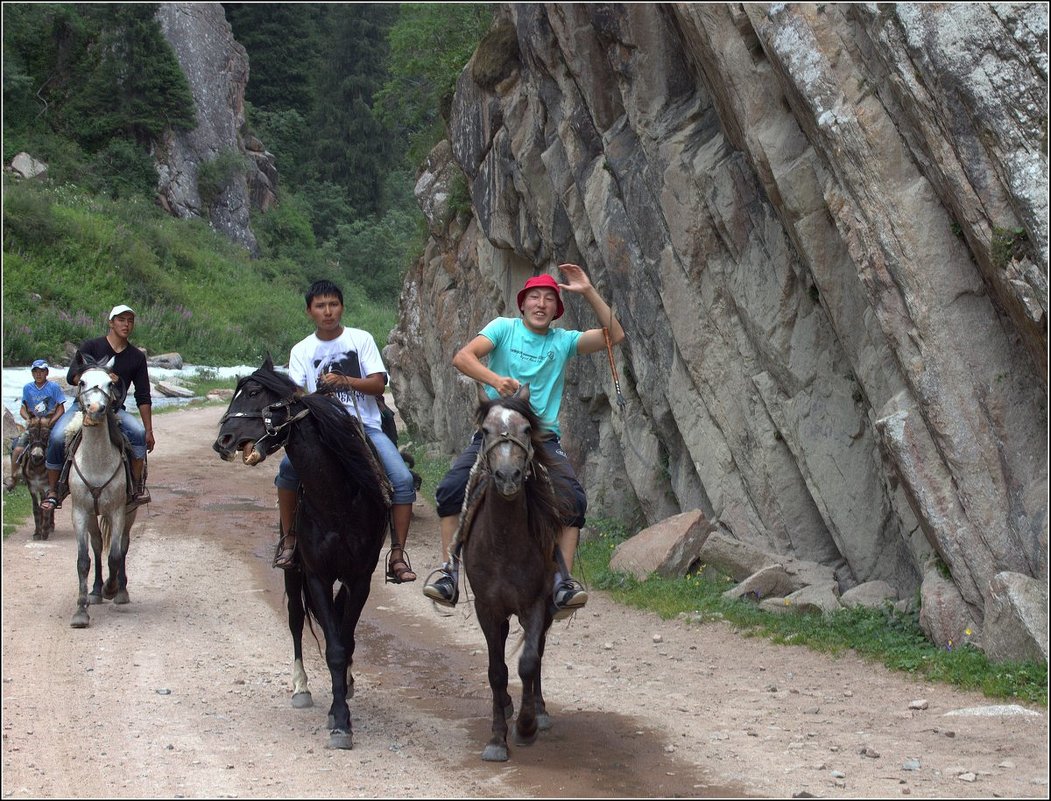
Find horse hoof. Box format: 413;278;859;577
70;610;90;628
482;743;509;762
87;594;104;605
113;591;130;605
514;727;538;747
536;712;553;731
102;586;117;601
32;534;42;541
327;730;353;750
291;692;313;709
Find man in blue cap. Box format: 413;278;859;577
5;360;66;491
41;304;154;510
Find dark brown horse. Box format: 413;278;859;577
212;357;390;750
460;387;569;761
21;418;55;540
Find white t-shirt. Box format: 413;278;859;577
287;327;386;429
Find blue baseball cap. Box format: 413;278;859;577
31;359;49;370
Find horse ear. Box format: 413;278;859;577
262;352;274;371
518;383;530;402
476;383;489;406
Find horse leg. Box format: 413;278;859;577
322;578;372;739
106;513;132;605
100;511;123;601
86;517;107;606
534;615;553;731
302;574;353;749
284;569;313;709
41;494;54;541
513;603;548;747
30;491;43;540
70;511;95;628
477;609;513;762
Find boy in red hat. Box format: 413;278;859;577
424;262;625;618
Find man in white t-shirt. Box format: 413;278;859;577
273;280;417;584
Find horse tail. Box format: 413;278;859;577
99;515;113;554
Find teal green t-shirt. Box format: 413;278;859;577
479;317;582;437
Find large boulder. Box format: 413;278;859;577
610;509;716;580
982;572;1048;664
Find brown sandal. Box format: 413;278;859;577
272;532;297;570
386;546;416;584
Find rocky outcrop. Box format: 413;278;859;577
154;3;276;255
388;3;1048;660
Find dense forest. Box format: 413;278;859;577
2;3;492;364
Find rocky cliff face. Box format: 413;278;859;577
154;3;276;255
386;3;1048;657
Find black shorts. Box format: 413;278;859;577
434;430;587;527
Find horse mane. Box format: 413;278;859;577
243;364;389;510
476;395;568;552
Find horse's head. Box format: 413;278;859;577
477;385;538;499
25;418;51;465
75;357;120;426
213;355;300;465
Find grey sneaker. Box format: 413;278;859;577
422;565;458;607
552;578;588;620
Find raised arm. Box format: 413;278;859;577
557;263;625;355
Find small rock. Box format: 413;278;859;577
664;744;676;753
653;633;663;643
156;688;172;695
908;699;929;710
860;746;881;759
901;787;911;795
603;642;614;650
958;772;977;783
902;759;921;771
831;770;846;779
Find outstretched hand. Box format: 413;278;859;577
557;263;593;295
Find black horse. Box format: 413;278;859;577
212;356;390;749
459;387;570;761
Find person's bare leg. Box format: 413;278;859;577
422;515;460;605
386;503;416;582
274;487;298;569
553;525;588;613
4;447;23;490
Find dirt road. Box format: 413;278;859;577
2;404;1047;798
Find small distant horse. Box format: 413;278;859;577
212;356;390;750
21;418;55;540
68;357;137;628
460;387;569;762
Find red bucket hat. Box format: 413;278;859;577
516;274;564;320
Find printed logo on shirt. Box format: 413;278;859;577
313;350;363;406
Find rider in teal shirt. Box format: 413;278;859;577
424;263;625;617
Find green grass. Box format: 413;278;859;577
2;485;32;539
575;518;1047;706
2;180;399;366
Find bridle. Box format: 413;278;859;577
219;394;311;455
481;427;534;465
